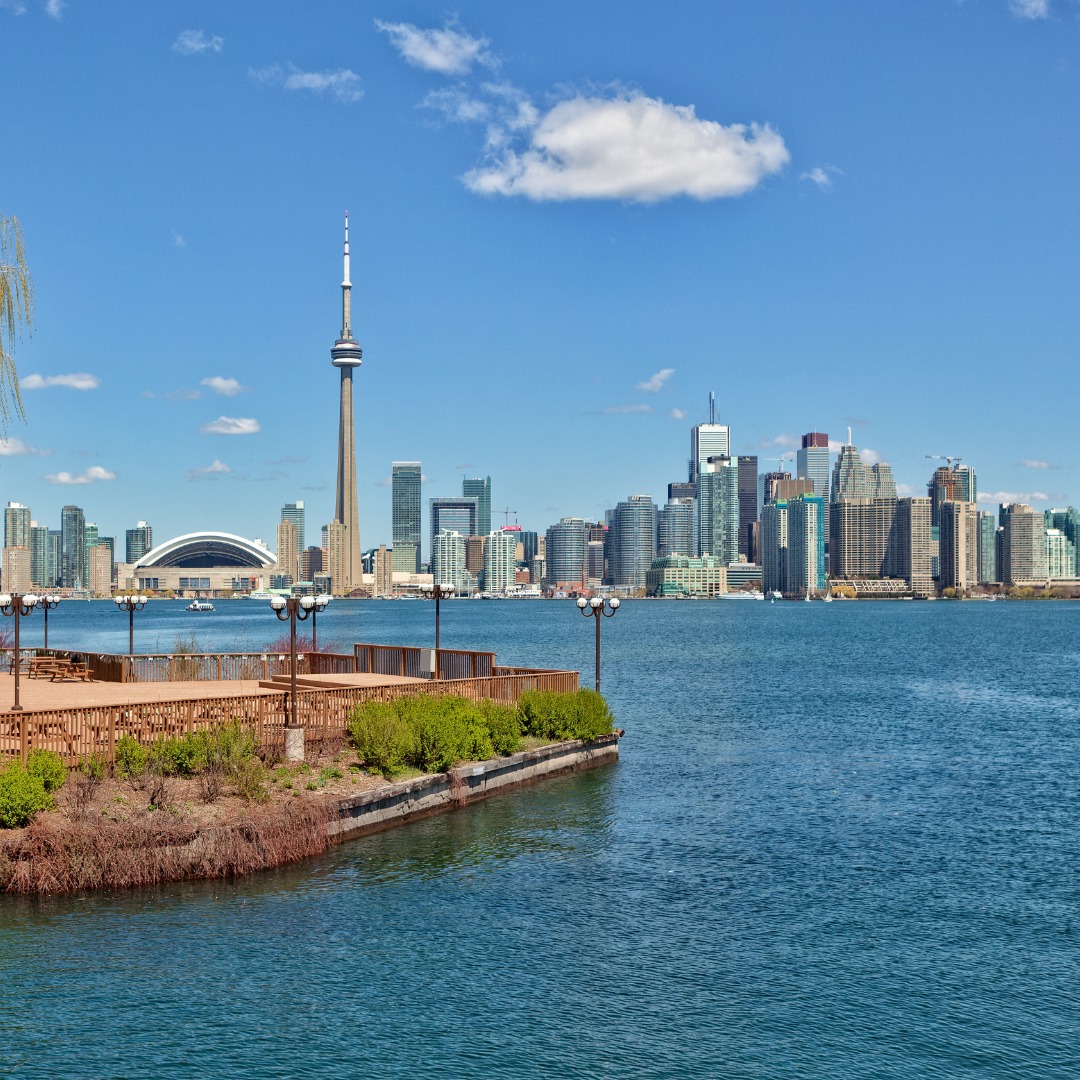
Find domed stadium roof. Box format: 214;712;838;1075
134;532;276;570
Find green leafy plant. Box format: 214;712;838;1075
26;749;66;793
114;735;149;780
347;701;418;779
0;763;53;828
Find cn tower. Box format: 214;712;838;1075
330;212;363;594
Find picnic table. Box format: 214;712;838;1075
27;657;94;682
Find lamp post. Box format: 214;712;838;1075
0;593;39;712
310;594;331;653
419;581;454;678
576;595;620;694
39;595;60;651
113;594;149;656
270;594;329;761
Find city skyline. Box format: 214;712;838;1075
2;3;1079;546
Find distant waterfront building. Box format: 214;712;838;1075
796;434;830;500
544;518;588;587
430;498;478;566
120;532;276;595
1002;504;1047;586
939;501;978;593
4;502;30;550
1;546;31;594
432;530;470;593
325;520;348;595
1045;507;1080;576
767;476;814;504
697;456;739;565
281;501;305;557
829;498;897;581
465;535;486;581
48;531;61;589
611;495;658;590
657;499;695;557
88;544;113;596
737;455;758;562
727;561;763;591
373;544;393;597
519;531;539;569
60;504;86;589
462;476;492;538
30;522;50;589
893;497;935;598
392;462;422;574
276;520;299;582
646;554;728;598
760;501;788;596
786;495;826;598
484;530;518;594
831;442;873;500
587;539;605;587
126;521;153;565
667;482;696;503
1045;529;1076;581
977;511;999;584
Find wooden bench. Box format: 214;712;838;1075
28;657;68;679
49;661;93;683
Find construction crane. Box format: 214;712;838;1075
761;453;793;472
498;507;518;527
926;454;963;470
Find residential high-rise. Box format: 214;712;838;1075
462;476;491;538
48;531;61;588
60;505;86;589
796;434;830;499
611;495;658;589
831;441;873;500
1002;504;1047;586
430;498;478;564
484;530;518;594
544;518;588;588
737;455;758;561
787;495;826;598
977;511;999;584
432;530;469;593
126;521;153;564
330;213;364;595
668;482;696;502
276;519;299;582
829;497;897;580
1045;507;1080;576
392;462;422;573
88;544;113;596
30;522;50;589
697;456;739;565
658;499;695;557
939;501;978;593
689;392;730;485
1;546;31;593
373;544;393;597
1045;529;1076;580
892;497;935;597
760;500;788;597
4;502;30;549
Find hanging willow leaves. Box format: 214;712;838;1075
0;214;33;433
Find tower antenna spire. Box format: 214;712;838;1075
709;391;715;425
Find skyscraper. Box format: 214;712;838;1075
760;500;788;597
658;499;695;557
60;504;86;589
484;530;518;594
392;462;422;573
796;433;830;499
689;392;730;485
281;501;305;556
430;498;478;563
977;510;999;584
126;521;153;564
432;530;469;592
30;522;50;589
4;502;30;549
697;456;739;564
611;495;658;589
1002;504;1047;586
330;213;363;595
737;455;758;561
544;518;588;588
462;476;491;538
786;495;826;598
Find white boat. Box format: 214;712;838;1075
186;599;215;612
769;591;782;601
822;593;834;603
719;590;764;600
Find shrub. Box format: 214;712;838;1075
404;696;492;774
0;764;53;828
520;690;614;743
114;735;149;780
347;701;417;779
150;736;205;778
571;690;615;742
477;699;524;756
26;749;67;793
233;758;269;803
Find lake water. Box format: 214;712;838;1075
2;599;1078;1078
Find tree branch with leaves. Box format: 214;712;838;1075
0;214;33;433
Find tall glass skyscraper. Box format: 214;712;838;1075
391;462;422;573
4;501;30;549
60;504;86;589
462;476;491;537
697;457;739;565
611;495;658;589
544;518;589;587
430;497;477;565
126;521;153;565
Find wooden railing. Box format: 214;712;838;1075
0;669;580;765
72;651;357;684
352;643;496;680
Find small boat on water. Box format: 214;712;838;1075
719;590;764;600
186;599;215;612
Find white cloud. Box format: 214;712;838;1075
800;164;842;190
464;92;789;203
1021;458;1053;469
250;65;362;104
376;19;490;75
22;372;99;391
600;403;654;414
421;86;490;124
44;0;62;20
186;459;231;480
636;368;675;394
896;483;918;496
669;408;687;421
201;376;247;397
172;29;223;55
0;2;29;15
0;436;45;456
758;433;799;450
861;447;882;465
1008;0;1049;18
828;439;845;454
173;230;186;247
45;465;116;485
979;490;1049;505
201;416;261;435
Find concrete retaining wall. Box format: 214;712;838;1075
328;733;620;842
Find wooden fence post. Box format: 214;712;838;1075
20;712;28;764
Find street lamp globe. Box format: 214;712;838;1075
576;597;588;609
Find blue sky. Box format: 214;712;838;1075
2;0;1078;553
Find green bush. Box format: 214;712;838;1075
26;749;67;793
233;757;268;803
196;720;257;776
477;699;524;756
114;735;149;780
78;752;107;781
0;763;53;828
520;690;614;743
347;701;417;778
572;689;615;742
150;736;205;777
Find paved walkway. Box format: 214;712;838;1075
0;671;427;713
